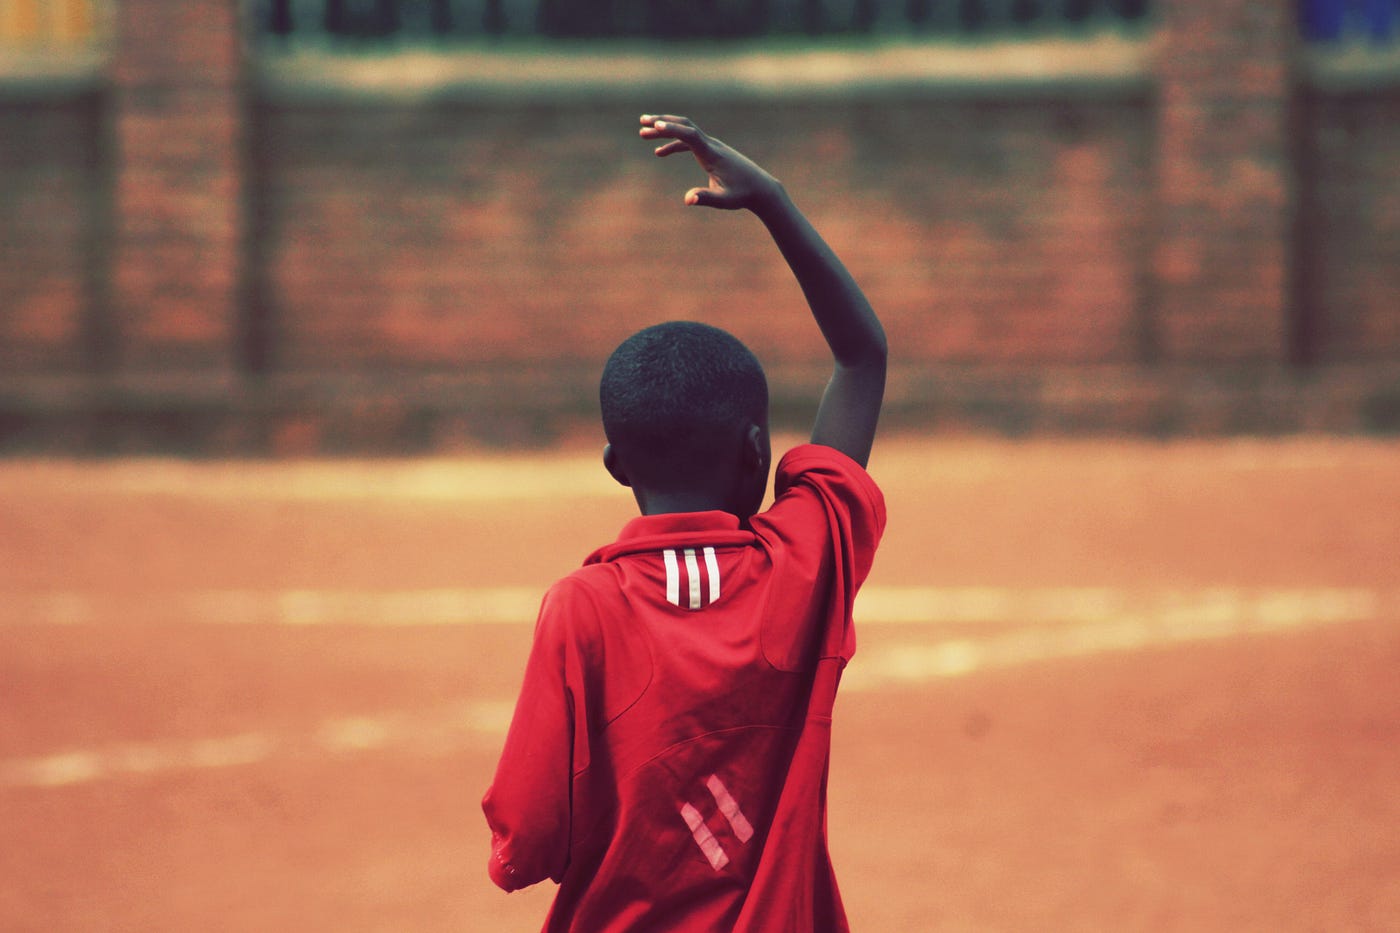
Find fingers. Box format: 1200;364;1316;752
640;114;695;128
638;113;693;138
638;114;712;158
639;113;741;208
653;140;689;158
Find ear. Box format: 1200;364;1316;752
603;444;632;488
742;423;770;475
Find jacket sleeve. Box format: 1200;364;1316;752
481;581;587;891
753;444;887;670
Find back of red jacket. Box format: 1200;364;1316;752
483;445;886;932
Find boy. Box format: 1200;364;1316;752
483;114;887;932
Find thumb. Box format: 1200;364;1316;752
685;187;740;210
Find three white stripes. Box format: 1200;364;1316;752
680;774;754;871
663;547;721;610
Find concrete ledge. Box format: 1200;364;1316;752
7;33;1400;100
0;48;106;97
254;35;1153;103
1304;41;1400;90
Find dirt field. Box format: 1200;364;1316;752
2;434;1398;931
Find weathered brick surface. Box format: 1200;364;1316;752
257;97;1154;374
107;0;243;371
1303;91;1400;361
2;0;1400;451
1151;0;1296;362
0;98;103;373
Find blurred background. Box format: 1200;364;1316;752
2;2;1400;931
0;0;1397;452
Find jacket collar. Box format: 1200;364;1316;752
585;510;755;564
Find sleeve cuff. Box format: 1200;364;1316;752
488;836;525;892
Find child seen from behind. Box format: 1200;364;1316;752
483;114;888;932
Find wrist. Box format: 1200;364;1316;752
747;178;790;221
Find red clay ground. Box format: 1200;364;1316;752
1;434;1398;931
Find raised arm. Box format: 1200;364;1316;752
640;114;887;468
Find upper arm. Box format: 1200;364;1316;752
810;349;887;469
481;584;584;890
759;446;888;667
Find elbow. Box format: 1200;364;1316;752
839;326;887;377
489;850;526;892
856;314;888;368
485;825;563;893
868;327;889;370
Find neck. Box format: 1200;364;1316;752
634;487;733;516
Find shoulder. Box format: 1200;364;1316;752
749;444;886;669
750;442;887;584
534;562;646;650
533;568;613;644
538;565;653;726
768;443;886;532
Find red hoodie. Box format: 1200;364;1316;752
483;444;886;932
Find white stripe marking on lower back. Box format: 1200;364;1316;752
705;774;753;843
680;802;729;870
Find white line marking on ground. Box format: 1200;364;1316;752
841;588;1385;692
1;588;1387;789
0;458;622;502
0;588;547;627
3;587;1389;790
0;701;516;790
2;586;1390;628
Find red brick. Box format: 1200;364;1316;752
4;1;1400;448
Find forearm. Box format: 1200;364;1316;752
752;186;887;466
752;186;887;370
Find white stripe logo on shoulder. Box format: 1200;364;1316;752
663;548;722;610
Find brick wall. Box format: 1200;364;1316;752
1;0;1398;452
1151;0;1297;362
1302;91;1400;362
255;97;1153;372
108;0;244;372
0;96;104;374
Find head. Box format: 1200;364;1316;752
600;321;770;518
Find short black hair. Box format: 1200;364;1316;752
600;321;768;490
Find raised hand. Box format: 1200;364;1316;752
638;112;885;466
639;114;782;212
